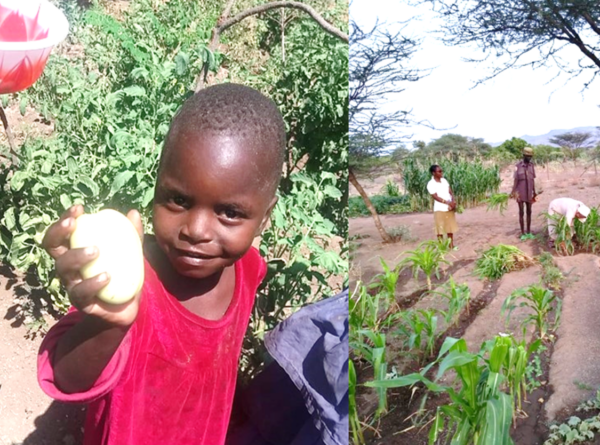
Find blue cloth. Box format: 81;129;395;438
226;290;349;445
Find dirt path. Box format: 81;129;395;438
545;254;600;422
0;275;84;445
461;266;541;350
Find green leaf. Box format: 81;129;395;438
290;172;314;186
141;186;154;207
41;159;53;174
130;67;149;80
320;172;337;181
273;208;286;229
66;157;78;178
366;373;446;393
122;85;146;97
60;194;72;210
317;250;342;272
481;393;513;445
436;350;477;380
365;373;423;389
110;170;135;196
323;185;343;199
19;96;27;116
428;409;444;445
77;177;100;197
453;418;472;445
3;207;16;230
175;52;190;75
10;171;29;191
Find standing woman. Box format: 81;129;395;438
511;146;537;236
427;164;458;249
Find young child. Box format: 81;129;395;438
37;83;286;445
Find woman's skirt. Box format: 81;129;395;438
433;211;458;235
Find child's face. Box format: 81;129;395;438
152;130;277;280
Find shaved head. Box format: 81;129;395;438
161;83;286;195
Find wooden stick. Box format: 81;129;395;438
0;104;19;165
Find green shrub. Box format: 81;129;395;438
348;194;411;217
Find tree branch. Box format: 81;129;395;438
218;1;347;42
548;4;600;69
220;0;237;22
195;1;347;91
582;11;600;37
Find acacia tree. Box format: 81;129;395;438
498;137;528;158
423;133;492;158
419;0;600;86
550;130;596;163
349;19;426;243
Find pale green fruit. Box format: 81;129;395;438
70;209;144;304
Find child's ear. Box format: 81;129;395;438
256;195;278;236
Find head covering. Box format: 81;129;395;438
523;146;534;156
227;291;348;445
577;204;591;223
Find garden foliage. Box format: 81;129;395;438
1;0;347;378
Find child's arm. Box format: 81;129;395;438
42;205;143;394
51;313;130;394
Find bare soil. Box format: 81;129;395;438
0;102;54;154
0;269;84;445
350;164;600;444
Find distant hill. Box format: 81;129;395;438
490;126;599;147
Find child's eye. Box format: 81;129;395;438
171;196;186;207
223;208;240;220
217;205;246;221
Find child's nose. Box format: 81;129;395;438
181;211;214;243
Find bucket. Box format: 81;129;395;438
0;0;69;94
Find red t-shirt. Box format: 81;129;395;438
38;247;266;445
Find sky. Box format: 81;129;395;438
350;0;600;146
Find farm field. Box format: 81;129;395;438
350;163;600;444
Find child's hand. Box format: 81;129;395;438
42;205;144;328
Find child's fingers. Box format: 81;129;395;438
126;209;144;241
55;247;99;287
42;205;85;259
68;272;111;312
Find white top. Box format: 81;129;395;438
548;198;590;227
427;177;452;212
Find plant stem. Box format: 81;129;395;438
0;104;19;165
